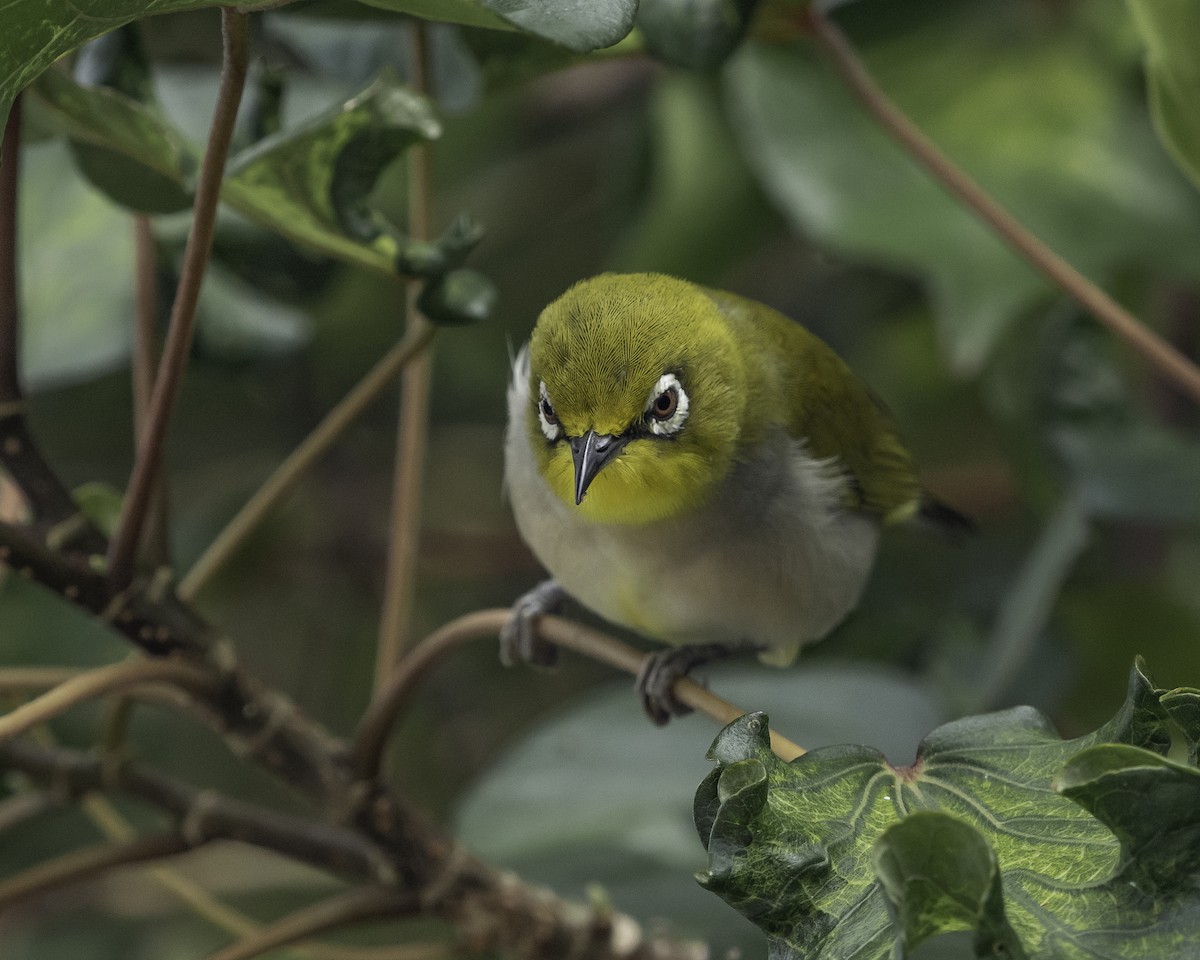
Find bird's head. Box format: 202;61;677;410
526;273;748;524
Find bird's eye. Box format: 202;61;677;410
647;388;678;422
537;381;563;442
643;373;689;437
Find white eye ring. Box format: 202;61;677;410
643;373;689;437
537;381;563;442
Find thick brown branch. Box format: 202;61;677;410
805;7;1200;403
0;738;393;885
107;9;251;590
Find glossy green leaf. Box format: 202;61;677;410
724;7;1200;374
872;812;1026;959
1126;0;1200;190
0;0;279;129
696;661;1200;959
225;72;441;272
31;67;198;196
1161;689;1200;765
1056;743;1200;894
635;0;761;71
482;0;638;52
353;0;514;31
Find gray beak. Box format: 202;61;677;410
569;430;629;505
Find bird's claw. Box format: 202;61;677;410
500;579;566;669
635;641;768;726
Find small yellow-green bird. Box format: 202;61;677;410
503;273;968;723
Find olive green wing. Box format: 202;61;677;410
708;288;925;524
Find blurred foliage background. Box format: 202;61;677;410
2;0;1200;956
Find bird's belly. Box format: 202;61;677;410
525;499;879;655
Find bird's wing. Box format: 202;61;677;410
708;289;923;523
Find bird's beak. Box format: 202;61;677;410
569;430;628;505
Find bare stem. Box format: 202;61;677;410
374;20;436;694
107;8;251;590
0;789;55;834
0;830;189;911
352;609;805;781
805;8;1200;403
132;213;171;565
0;658;219;741
202;887;417;960
179;324;436;601
0;92;21;402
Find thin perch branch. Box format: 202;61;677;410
805;7;1200;403
107;9;251;590
352;609;805;781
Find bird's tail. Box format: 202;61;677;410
917;496;976;540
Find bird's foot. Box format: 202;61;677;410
635;641;766;726
500;579;567;669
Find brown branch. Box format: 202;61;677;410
132;213;170;565
375;19;437;693
0;738;394;885
178;323;436;601
352;609;805;782
0;658;219;741
0;829;189;911
0;92;21;401
804;7;1200;404
107;8;251;591
203;886;417;960
0;789;55;834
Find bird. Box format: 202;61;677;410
501;272;969;724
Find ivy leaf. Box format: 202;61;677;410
871;812;1027;958
1126;0;1200;191
1161;688;1200;765
695;660;1200;958
0;0;280;130
635;0;762;71
352;0;515;31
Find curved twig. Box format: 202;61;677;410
0;830;189;911
107;8;252;590
352;609;805;781
805;7;1200;403
179;323;436;601
202;886;419;960
0;659;218;741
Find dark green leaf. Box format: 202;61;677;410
1056;743;1200;894
725;7;1200;373
31;67;198;195
0;0;279;128
695;661;1200;959
481;0;638;52
1160;688;1200;765
352;0;514;31
872;812;1026;959
224;71;441;274
416;269;497;326
1126;0;1200;190
636;0;760;71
